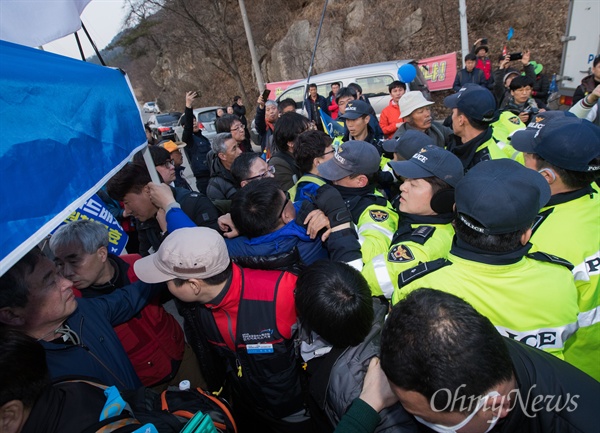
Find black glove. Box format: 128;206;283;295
295;200;317;227
374;169;395;190
313;184;352;228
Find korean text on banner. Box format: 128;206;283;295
51;195;129;256
418;53;458;92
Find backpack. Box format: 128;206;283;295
159;387;237;433
123;385;237;433
52;379;164;433
54;378;236;433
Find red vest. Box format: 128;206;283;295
72;254;185;386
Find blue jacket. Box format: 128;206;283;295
165;206;328;265
225;219;328;265
39;281;164;390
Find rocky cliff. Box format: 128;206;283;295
104;0;569;116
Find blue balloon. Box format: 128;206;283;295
397;64;417;83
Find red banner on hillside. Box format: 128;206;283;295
418;52;457;92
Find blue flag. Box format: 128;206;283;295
507;27;514;41
0;40;146;273
318;107;345;138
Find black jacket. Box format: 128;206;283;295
532;73;550;105
137;186;221;256
232;103;247;127
446;127;495;172
174;165;192;190
453;68;487;92
254;105;274;153
495;338;600;433
493;63;536;108
305;94;330;123
206;151;238;200
573;75;600;106
182;106;211;178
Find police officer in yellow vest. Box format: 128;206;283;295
393;159;580;360
362;143;463;299
492;110;526;162
317;140;399;263
512;115;600;380
446;84;513;171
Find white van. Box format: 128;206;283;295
275;59;430;118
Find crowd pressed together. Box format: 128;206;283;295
1;44;600;433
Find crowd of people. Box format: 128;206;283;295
1;43;600;433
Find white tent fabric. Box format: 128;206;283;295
0;0;91;47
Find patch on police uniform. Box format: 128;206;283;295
508;116;520;125
530;208;554;234
397;258;451;287
527;252;574;271
388;245;415;263
410;225;435;245
369;209;389;222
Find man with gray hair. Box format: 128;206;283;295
392;91;453;148
205;132;242;201
49;219;204;390
255;92;279;155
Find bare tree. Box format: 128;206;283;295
123;0;252;105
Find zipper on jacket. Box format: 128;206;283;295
77;316;128;389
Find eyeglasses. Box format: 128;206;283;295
230;124;245;131
245;165;276;182
278;191;290;219
321;148;335;157
514;87;532;93
161;159;175;168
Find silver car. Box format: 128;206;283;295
173;106;222;143
143;101;160;113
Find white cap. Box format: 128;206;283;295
399;91;434;117
134;227;230;283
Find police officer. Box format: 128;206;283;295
393;159;580;360
317;140;398;263
512;116;600;380
446;84;516;170
362;144;463;299
339;100;382;149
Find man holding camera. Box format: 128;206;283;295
492;49;536;109
503;75;546;124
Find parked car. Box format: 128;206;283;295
143;101;160;113
147;112;182;142
275;59;430;119
173;106;222;143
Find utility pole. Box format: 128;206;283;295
459;0;469;68
238;0;265;91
